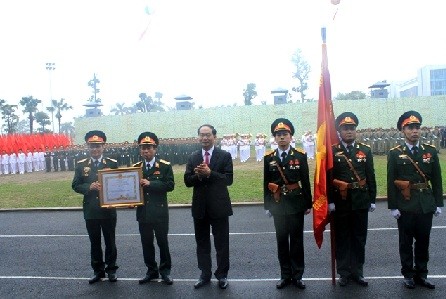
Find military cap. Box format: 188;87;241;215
271;118;295;136
84;130;106;143
397;110;422;131
336;112;359;130
137;132;159;146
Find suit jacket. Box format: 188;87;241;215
184;147;233;219
72;157;118;220
263;147;312;215
133;158;175;223
330;142;377;210
387;143;443;213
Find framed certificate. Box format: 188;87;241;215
98;167;144;208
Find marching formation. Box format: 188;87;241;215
70;110;443;293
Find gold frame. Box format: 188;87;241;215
98;167;144;208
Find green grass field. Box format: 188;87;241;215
1;153;445;209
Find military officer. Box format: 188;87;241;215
387;111;443;289
329;112;377;287
72;130;119;284
264;118;312;290
133;132;175;285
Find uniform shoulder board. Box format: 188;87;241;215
159;159;171;165
294;147;306;154
132;161;143;167
77;158;88;164
357;142;370;148
423;143;436;149
105;157;118;163
390;145;402;152
264;149;274;157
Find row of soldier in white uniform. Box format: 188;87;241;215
219;132;316;163
1;149;46;175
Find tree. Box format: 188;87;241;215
110;103;129;115
19;96;41;133
334;91;367;100
135;92;165;112
291;49;311;103
87;73;101;104
35;111;51;132
1;104;19;134
243;83;258;105
46;106;56;132
60;122;75;138
52;98;73;133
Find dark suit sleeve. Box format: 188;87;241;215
387;150;398;209
365;149;377;204
184;154;201;187
207;151;233;186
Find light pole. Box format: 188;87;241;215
45;62;56;131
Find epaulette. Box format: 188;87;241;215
105;157;117;163
77;158;88;164
390;145;402;152
160;159;170;165
264;149;274;157
132;161;143;167
423;143;436;149
357;142;370;148
294;147;306;154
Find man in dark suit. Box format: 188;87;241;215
388;111;443;289
329;112;377;287
264;118;312;290
184;124;233;290
133;132;175;285
72;130;119;284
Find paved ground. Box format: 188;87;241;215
1;202;445;298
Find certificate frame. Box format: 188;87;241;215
98;167;144;208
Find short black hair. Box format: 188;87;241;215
197;124;217;136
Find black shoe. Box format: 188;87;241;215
414;277;435;289
139;273;159;284
194;278;210;289
218;278;228;289
161;275;174;285
276;278;291;289
292;279;306;289
403;278;415;289
108;272;117;282
89;272;105;284
338;276;349;287
352;276;368;287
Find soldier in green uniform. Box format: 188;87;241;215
329;112;377;287
264;118;312;290
72;130;119;284
387;111;443;289
133;132;175;286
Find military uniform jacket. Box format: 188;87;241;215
330;142;377;210
133;159;175;223
263;147;312;215
387;143;443;213
72;157;118;220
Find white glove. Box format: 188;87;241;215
434;207;442;217
391;209;401;219
369;203;376;212
265;210;272;218
328;203;335;213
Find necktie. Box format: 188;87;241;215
281;151;287;162
347;145;353;153
412;146;418;156
205;151;210;165
94;160;99;168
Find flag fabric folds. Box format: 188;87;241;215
312;28;338;248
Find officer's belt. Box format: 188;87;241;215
346;179;367;189
410;182;430;190
285;183;300;191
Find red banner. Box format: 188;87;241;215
312;28;338;248
0;133;71;154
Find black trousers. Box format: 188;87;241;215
334;209;368;278
139;221;171;276
398;212;433;279
85;218;118;273
193;215;229;280
273;213;305;280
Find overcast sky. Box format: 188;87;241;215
0;0;445;124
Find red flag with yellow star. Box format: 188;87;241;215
313;28;338;248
